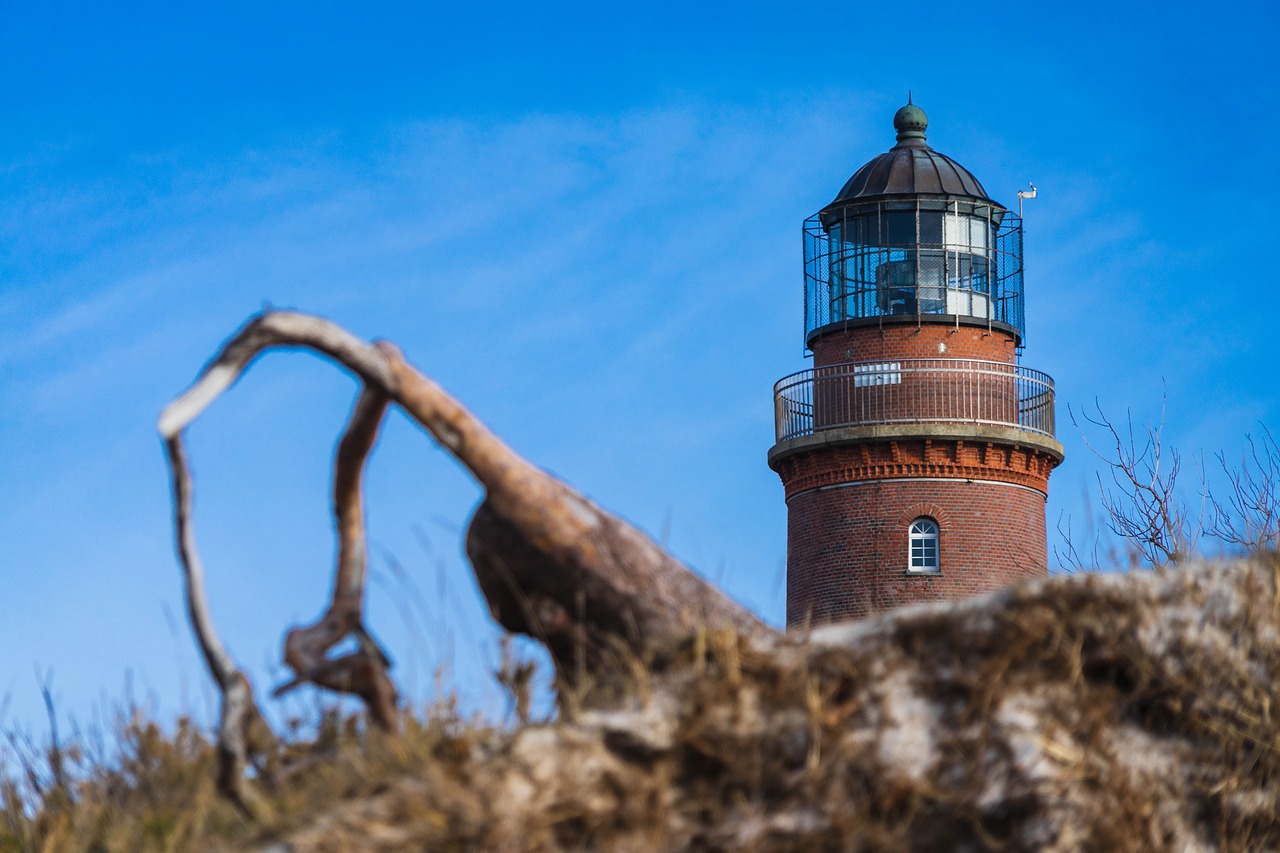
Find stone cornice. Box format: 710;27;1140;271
768;423;1065;470
769;431;1062;499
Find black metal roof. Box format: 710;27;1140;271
827;102;995;206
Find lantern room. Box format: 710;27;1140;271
803;101;1025;349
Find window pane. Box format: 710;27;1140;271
909;517;939;571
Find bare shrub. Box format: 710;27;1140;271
1070;396;1277;568
1209;426;1280;554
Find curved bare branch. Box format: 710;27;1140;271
164;434;275;815
158;311;396;439
161;310;767;659
277;388;398;731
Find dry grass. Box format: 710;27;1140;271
5;556;1280;851
0;700;493;852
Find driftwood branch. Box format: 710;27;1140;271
375;344;768;675
163;434;275;816
159;316;401;809
160;309;772;809
275;388;398;732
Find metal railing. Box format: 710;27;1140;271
773;358;1055;442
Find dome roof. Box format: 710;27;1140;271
828;102;994;206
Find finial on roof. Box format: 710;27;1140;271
893;98;928;145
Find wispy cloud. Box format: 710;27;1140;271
0;95;879;730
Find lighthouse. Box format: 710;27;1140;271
769;102;1064;626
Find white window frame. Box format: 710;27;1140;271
908;517;940;572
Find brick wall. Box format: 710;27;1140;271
811;324;1017;368
784;476;1048;626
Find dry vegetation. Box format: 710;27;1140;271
4;311;1279;851
1;699;493;850
5;556;1280;851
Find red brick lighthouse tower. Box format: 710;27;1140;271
769;102;1064;626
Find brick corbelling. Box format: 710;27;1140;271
775;438;1057;499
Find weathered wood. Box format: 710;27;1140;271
467;499;764;682
275;388;398;732
160;309;773;808
373;341;770;675
163;435;276;816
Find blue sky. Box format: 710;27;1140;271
2;2;1277;734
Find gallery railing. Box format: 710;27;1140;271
773;358;1055;442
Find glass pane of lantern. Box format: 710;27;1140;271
876;260;915;314
918;251;946;313
943;213;990;253
918;210;943;248
882;210;915;247
942;214;964;251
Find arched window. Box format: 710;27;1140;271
908;517;940;572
